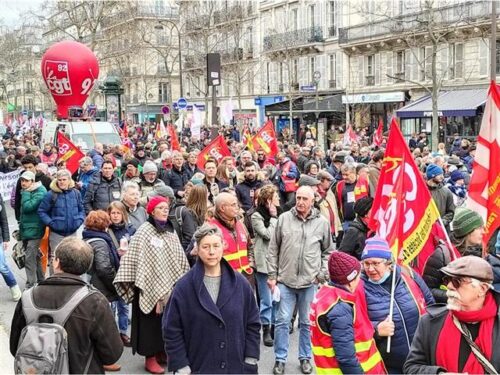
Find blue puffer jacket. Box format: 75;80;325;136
361;266;434;373
38;179;85;236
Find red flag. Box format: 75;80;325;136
251;120;279;157
168;124;180;151
196;135;231;171
57;131;85;174
242;126;254;151
342;124;358;146
369;119;442;265
121;123;128;138
466;81;500;247
373;118;383;147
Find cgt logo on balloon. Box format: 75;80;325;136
44;60;72;96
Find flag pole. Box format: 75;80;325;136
437;216;457;259
386;257;397;353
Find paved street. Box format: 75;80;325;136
0;205;304;374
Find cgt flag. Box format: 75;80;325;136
167;124;180;151
196;135;231;171
57;131;85;174
373;117;383;147
369;119;441;265
466;81;500;248
251;120;278;157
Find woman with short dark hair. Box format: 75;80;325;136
163;224;261;374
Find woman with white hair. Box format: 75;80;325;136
38;168;85;274
120;181;147;231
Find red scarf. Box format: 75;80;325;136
436;292;497;373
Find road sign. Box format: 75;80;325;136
177;97;187;110
300;85;317;93
161;105;170;114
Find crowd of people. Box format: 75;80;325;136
2;119;500;374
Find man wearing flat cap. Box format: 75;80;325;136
405;256;500;374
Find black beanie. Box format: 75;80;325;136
354;196;374;218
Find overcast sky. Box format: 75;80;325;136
0;0;45;27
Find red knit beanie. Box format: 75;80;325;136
328;251;361;285
146;196;169;215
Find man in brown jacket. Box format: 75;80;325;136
10;237;123;374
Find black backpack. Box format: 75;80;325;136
168;206;185;240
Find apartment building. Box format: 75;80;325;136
339;0;494;140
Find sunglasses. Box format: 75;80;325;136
442;276;473;289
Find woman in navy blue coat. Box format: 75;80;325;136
163;224;260;374
360;237;434;374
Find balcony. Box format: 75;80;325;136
338;1;490;45
328;26;337;38
221;48;244;63
101;6;179;28
263;27;324;53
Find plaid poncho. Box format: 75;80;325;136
114;220;190;314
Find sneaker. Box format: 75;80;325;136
10;285;21;302
299;359;313;374
273;361;285;375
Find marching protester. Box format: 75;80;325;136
38;169;85;273
0;198;20;301
267;186;333;375
83;160;122;215
163;224;260;374
360;237;434;374
120;181;148;231
404;256;500;374
114;196;190;374
310;251;387;374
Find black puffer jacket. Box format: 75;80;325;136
428;183;455;227
10;274;123;374
338;218;369;260
422;242;453;303
83;172;122;215
164;166;188;198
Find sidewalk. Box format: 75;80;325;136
0;324;14;373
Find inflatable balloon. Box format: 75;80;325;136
41;40;99;119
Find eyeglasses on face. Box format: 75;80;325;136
154;205;170;212
442;276;473;289
361;260;388;269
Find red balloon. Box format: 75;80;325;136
41;40;99;119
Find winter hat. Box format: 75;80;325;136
20;171;35;181
298;175;320;187
452;208;484;238
450;170;465;183
426;164;444;179
328;251;361;285
142;160;158;174
126;158;140;169
361;237;393;261
149;185;175;201
354;196;373;218
146;196;169;215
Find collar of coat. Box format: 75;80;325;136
191;258;237;321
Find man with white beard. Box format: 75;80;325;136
404;256;500;374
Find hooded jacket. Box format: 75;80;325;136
267;207;333;289
19;181;47;240
38;179;84;235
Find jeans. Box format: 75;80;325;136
0;243;17;287
255;272;276;325
49;232;76;275
111;298;130;335
24;239;44;289
274;283;316;362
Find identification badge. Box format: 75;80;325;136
150;237;164;248
347;191;355;203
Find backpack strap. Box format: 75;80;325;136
22;286;93;326
175;206;185;229
107;229;120;250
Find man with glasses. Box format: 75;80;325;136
405;256;500;374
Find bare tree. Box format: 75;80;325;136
353;0;489;148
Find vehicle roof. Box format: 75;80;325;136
46;121;118;134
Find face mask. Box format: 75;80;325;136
368;270;391;285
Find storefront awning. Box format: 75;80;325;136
396;88;487;118
265;94;344;115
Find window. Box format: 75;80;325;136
266;62;270;94
309;4;315;28
28;99;34;111
366;55;374;86
329;1;337;37
329;54;336;80
291;8;298;31
396;51;404;74
279;62;284;85
478;39;488;77
158;82;169;102
449;43;464;79
26;64;33;72
310;57;316;83
419;47;432;81
26;81;33;92
293;59;298;84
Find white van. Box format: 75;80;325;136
41;121;122;152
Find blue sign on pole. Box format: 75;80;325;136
300;85;316;93
177;97;188;110
254;98;262;106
